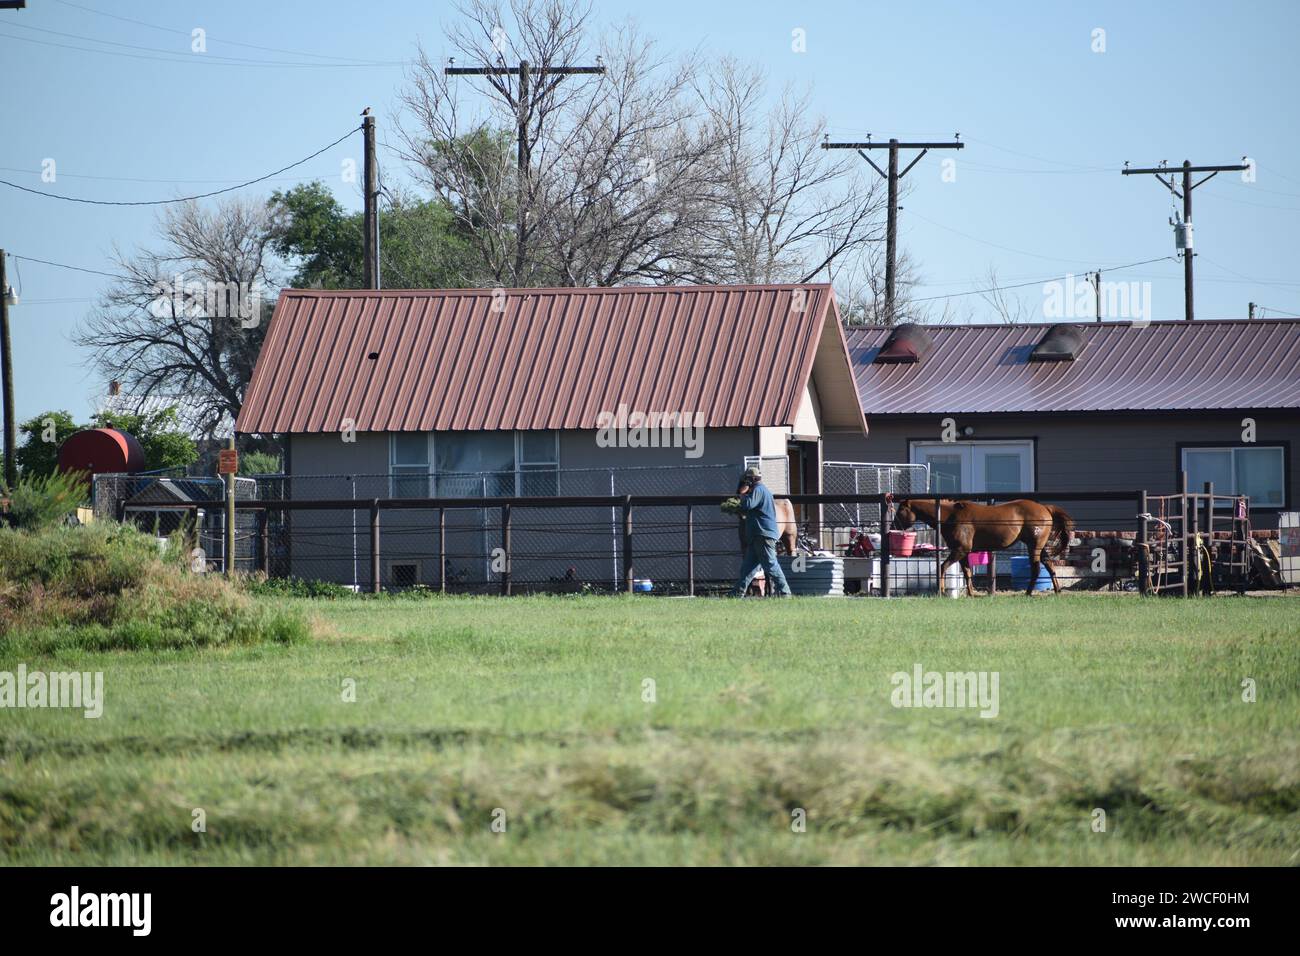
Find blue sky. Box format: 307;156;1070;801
1;0;1297;425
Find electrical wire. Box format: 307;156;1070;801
0;126;360;206
908;256;1177;304
0;165;338;186
4;253;130;281
54;0;404;65
0;19;403;68
904;208;1121;265
1252;305;1300;318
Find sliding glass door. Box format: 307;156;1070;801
910;441;1034;494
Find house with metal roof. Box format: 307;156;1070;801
826;319;1300;529
236;284;866;587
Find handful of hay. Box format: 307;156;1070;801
720;497;743;515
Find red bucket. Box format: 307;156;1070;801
888;530;917;557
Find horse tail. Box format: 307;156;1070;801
1045;504;1075;557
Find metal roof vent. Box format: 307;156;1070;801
1030;323;1087;362
874;323;934;364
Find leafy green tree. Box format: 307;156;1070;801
270;181;478;290
269;181;362;289
15;410;79;478
90;407;198;472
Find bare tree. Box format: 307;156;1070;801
530;25;725;285
76;197;281;437
685;60;885;285
399;0;719;286
977;264;1032;323
398;0;883;288
831;243;923;327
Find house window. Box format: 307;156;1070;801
391;431;560;498
909;440;1034;494
517;431;559;496
390;433;431;498
1183;446;1286;509
435;432;516;497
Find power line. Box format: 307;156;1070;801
822;134;964;322
0;165;337;186
959;161;1117;176
54;0;402;64
4;253;129;281
909;256;1177;304
0;126;360;206
1122;158;1250;321
1251;304;1300;318
1;20;402;68
904;209;1110;265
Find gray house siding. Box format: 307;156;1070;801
281;427;761;589
826;411;1299;531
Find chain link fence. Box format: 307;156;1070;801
821;461;929;544
92;460;790;587
90;465;1149;595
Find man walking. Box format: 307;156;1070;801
731;466;792;597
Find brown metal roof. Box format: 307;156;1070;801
236;285;861;434
846;319;1300;415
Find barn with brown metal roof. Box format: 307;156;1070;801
236;284;866;587
237;283;865;492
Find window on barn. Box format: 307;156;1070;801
390;433;431;498
1183;446;1286;509
434;432;516;497
517;431;559;496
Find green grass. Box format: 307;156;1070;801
1;593;1297;865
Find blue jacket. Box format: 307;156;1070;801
738;482;780;540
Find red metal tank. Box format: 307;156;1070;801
57;428;147;476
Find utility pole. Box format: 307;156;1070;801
446;58;605;280
1122;159;1248;321
822;135;963;323
1092;270;1102;322
0;251;16;489
223;436;236;576
1248;301;1256;320
361;110;379;290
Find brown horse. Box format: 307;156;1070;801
738;498;798;595
892;498;1075;596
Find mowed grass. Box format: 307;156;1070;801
1;593;1297;865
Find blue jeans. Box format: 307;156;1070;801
733;536;792;596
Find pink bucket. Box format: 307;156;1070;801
888;530;917;557
968;551;990;566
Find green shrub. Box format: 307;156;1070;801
0;523;310;653
245;576;353;599
2;470;87;531
238;450;282;476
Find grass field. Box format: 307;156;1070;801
1;593;1297;865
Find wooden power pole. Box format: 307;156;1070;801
822;135;964;323
1122;159;1248;321
0;251;15;489
446;59;605;280
362;110;379;290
